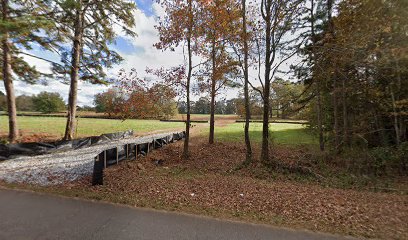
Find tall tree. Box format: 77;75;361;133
155;0;200;159
326;0;341;150
301;0;408;148
52;0;136;140
227;0;256;163
257;0;303;163
291;0;328;150
1;0;55;142
309;0;325;151
198;0;240;144
241;0;252;162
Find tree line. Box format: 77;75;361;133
0;91;65;113
1;0;406;165
295;0;407;151
151;0;407;162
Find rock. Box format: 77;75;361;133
152;159;165;166
137;163;145;170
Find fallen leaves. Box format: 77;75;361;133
63;138;408;239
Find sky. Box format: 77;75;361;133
0;0;298;107
0;0;185;106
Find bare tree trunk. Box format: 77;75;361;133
327;0;340;151
310;0;324;151
183;0;193;159
317;87;324;151
342;77;349;146
64;1;83;140
374;110;387;146
242;0;252;163
261;1;271;163
2;0;18;143
209;38;216;144
394;58;405;142
333;77;340;149
400;121;406;143
281;107;286;119
261;87;270;163
390;89;400;146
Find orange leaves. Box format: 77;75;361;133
111;68;178;119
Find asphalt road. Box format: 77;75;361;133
0;189;356;240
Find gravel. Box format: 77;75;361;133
0;132;182;186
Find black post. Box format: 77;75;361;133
92;152;104;185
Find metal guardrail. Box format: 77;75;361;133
92;132;185;185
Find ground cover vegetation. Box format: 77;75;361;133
0;0;407;239
3;122;407;239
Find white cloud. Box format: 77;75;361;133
1;6;173;106
1;2;301;107
109;3;185;75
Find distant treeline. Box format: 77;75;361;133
0;91;66;114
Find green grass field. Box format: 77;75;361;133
0;116;184;139
0;115;315;145
213;122;317;145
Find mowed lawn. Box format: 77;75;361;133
0;116;184;138
0;115;315;145
214;122;317;145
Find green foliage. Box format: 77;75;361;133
270;78;305;119
342;142;408;176
367;143;408;176
94;89;120;115
192;97;210;114
51;0;136;84
369;147;395;176
149;83;178;119
32;92;65;113
396;142;408;173
77;105;95;111
297;0;408;148
235;90;263;117
0;0;57;83
16;95;34;111
215;99;236;115
179;99;236;115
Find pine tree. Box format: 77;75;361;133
1;0;56;142
258;0;303;163
299;0;408;149
52;0;136;140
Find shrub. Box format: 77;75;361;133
32;92;66;113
